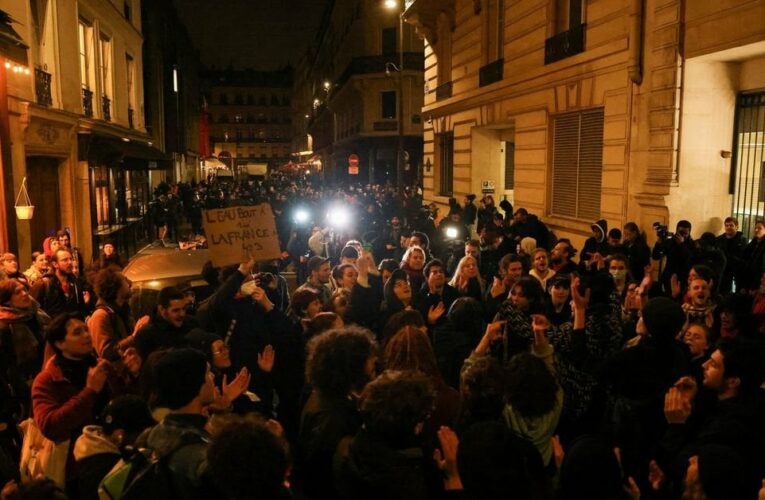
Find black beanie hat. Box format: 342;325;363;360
641;297;685;341
153;348;208;410
100;395;155;434
185;328;222;363
697;444;749;500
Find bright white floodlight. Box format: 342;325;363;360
294;209;310;224
327;207;350;229
446;227;458;239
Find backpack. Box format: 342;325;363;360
108;432;205;500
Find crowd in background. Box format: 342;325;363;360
1;173;765;499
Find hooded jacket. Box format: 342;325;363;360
73;425;121;500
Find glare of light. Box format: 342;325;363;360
122;137;130;142
294;209;310;223
306;169;311;174
323;80;331;90
327;207;350;229
148;280;161;288
304;114;310;119
172;67;178;93
4;62;9;69
446;227;458;239
384;0;398;9
24;67;30;75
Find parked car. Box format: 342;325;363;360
123;248;213;318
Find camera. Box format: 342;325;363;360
254;272;275;287
653;222;674;240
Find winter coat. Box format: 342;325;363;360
73;425;121;500
333;430;429;500
87;300;132;361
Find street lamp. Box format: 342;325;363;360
384;0;406;192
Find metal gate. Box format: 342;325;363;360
731;91;765;238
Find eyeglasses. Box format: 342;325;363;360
212;345;230;356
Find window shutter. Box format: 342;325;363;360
551;109;603;219
578;109;604;220
504;143;515;190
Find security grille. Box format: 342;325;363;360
730;91;765;238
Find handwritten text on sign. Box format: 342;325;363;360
202;204;281;266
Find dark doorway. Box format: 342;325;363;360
26;156;61;248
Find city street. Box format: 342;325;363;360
2;1;765;499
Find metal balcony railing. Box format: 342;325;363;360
35;68;52;107
102;95;111;122
82;88;94;117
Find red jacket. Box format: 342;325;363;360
32;356;98;443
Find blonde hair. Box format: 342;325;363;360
520;237;537;255
401;246;425;267
448;254;485;294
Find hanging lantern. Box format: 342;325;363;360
14;177;34;220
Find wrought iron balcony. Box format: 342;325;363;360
82;88;94;117
479;59;504;87
545;24;586;64
128;107;134;128
34;68;52;107
102;95;111;122
435;81;452;101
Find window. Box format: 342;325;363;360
123;1;132;21
554;0;583;35
550;109;604;220
545;0;585;63
99;35;112;98
437;132;454;196
381;91;397;119
382;27;397;55
78;20;94;90
126;54;135;108
483;0;505;64
435;12;452;86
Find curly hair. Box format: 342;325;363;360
93;267;126;303
459;356;506;427
384;326;442;380
207;415;289;500
359;370;434;446
511;276;546;315
306;325;378;398
381;309;425;345
290;288;320;318
306;312;341;340
505;352;558;418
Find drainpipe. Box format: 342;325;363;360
628;0;644;85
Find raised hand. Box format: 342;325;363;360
490;277;505;298
530;314;551;351
433;426;462;490
648;460;665;491
427;302;446;325
475;320;506;355
86;360;109;393
257;345;276;373
252;286;274;312
670;273;681;298
664;386;692;424
570;276;590;310
222;367;251;405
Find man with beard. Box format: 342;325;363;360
550;239;578;275
31;249;91;318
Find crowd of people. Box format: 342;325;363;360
1;175;765;499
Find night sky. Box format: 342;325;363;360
172;0;330;70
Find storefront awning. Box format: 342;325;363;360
0;10;28;66
78;133;172;170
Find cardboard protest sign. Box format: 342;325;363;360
202;204;281;267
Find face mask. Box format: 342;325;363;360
239;280;257;297
610;269;627;281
